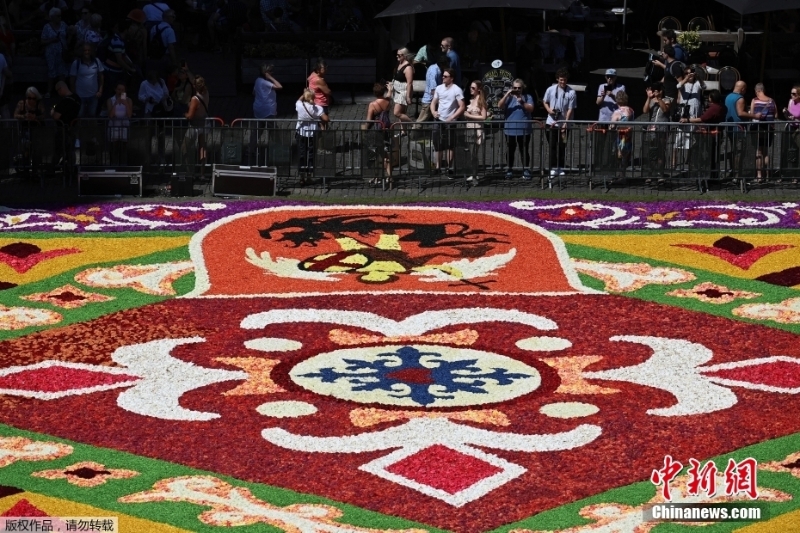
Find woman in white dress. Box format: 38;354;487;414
107;82;132;165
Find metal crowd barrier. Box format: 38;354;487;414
1;117;799;195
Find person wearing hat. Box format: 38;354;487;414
596;68;625;122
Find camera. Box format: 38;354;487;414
604;84;611;93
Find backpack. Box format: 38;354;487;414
148;24;168;60
374;105;391;130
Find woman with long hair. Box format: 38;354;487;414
362;82;393;186
390;47;414;129
308;59;331;115
185;75;210;179
464;79;488;183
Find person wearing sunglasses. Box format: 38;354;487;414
596;68;624;123
430;67;465;174
14;87;45;121
498;78;534;179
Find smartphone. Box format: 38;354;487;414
604;84;611;92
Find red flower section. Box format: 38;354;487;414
2;294;800;533
705;361;800;389
0;499;49;517
141;206;206;222
386;445;502;494
0;366;139;393
536;207;594;221
673;236;792;270
0;242;81;274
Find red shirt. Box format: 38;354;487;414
308;72;330;107
700;102;726;124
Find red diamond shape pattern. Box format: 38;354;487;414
385;445;503;494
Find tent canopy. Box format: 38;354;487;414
715;0;800;14
375;0;572;18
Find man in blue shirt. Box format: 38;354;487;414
416;54;447;125
441;37;461;87
658;29;687;62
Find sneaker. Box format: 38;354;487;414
558;169;566;176
522;169;532;180
466;176;474;182
550;169;557;177
505;171;513;179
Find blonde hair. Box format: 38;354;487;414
194;76;207;95
397;47;413;61
301;88;314;103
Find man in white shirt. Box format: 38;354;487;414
542;67;576;177
69;43;104;117
430;67;465;174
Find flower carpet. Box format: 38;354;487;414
1;200;800;532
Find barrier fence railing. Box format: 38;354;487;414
1;118;799;195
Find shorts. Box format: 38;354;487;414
392;80;409;106
432;120;456;150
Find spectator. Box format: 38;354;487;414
440;37;461;87
73;7;91;45
610;90;634;182
785;84;800;122
208;0;247;54
171;61;195;116
295;88;328;177
542;68;576;177
430;67;465;174
144;0;171;29
413;39;438;66
148;9;178;76
498;78;534;179
41;7;69;99
390;47;414;130
83;14;102;47
750;82;777;181
642;81;673;183
782;85;800;182
464;79;488;183
681;89;726;125
184;75;209;178
99;21;137;109
725;81;761;123
51;81;80;163
362;82;393;185
69;43;104;117
416;53;446;127
0;42;12;119
0;17;16;57
107;82;132;164
15;87;46;121
253;63;282;120
124;9;148;73
658;29;687;63
138;69;170;117
673;66;705;167
596;68;625;122
307;59;331;114
652;45;680;100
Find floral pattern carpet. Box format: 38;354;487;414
1;200;800;532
